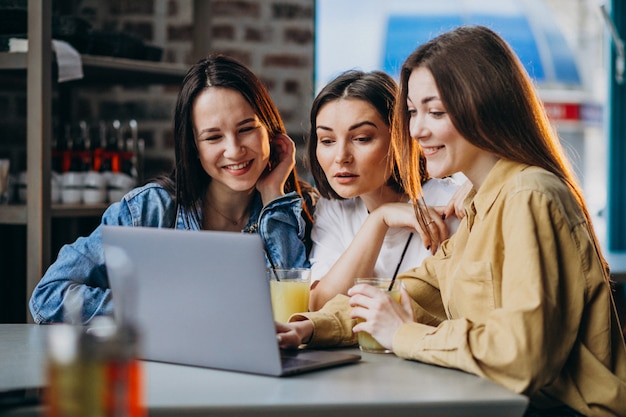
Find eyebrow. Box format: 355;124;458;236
421;96;439;105
407;96;439;106
316;120;378;132
198;117;257;134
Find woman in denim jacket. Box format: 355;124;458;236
30;55;316;324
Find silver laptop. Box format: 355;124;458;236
101;225;360;376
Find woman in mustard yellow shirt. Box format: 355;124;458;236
276;26;626;417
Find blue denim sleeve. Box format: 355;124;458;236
29;184;175;324
258;191;310;269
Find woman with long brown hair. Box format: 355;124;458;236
30;55;316;324
277;26;626;417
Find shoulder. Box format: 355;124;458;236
105;182;176;227
496;165;584;225
507;166;571;200
123;182;174;206
422;177;461;204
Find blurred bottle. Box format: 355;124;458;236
45;287;103;417
45;286;145;417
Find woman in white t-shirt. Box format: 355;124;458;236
307;70;463;310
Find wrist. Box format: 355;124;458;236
366;207;392;231
296;320;314;345
260;188;285;206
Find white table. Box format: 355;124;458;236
0;324;528;417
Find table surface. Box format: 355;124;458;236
0;324;528;417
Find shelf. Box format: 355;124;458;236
0;52;188;85
0;52;27;69
51;202;108;218
0;203;108;224
1;0;190;323
0;205;27;224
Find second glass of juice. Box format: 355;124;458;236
354;277;401;353
269;268;311;323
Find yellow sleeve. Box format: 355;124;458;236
397;240;450;326
289;294;358;348
393;187;587;395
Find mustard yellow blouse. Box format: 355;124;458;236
295;159;626;417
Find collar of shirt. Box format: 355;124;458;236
463;159;531;230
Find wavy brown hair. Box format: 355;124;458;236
157;54;314;229
391;25;609;277
307;69;428;199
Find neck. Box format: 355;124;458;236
360;186;407;213
464;154;500;191
203;184;254;230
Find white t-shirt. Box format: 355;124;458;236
309;177;461;284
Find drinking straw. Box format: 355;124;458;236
388;233;413;291
264;242;280;281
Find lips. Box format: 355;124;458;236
333;171;358;184
223;160;253;173
421;145;444;157
334;171;357;178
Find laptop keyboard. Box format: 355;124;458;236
281;354;317;369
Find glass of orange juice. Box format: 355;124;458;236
353;277;401;353
269;268;311;323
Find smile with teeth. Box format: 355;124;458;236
224;160;252;170
422;145;443;155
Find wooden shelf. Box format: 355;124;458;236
0;52;187;85
51;202;109;218
0;50;185;228
0;203;109;224
0;52;27;69
0;205;27;224
1;1;187;322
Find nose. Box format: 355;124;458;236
223;136;245;159
409;113;428;141
334;140;353;164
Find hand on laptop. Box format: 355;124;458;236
276;320;313;349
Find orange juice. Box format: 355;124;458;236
354;278;401;353
270;280;310;322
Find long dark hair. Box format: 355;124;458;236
391;25;609;278
157;54;313;228
307;70;427;199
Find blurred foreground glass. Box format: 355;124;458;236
269;268;311;323
354;277;401;353
45;276;145;417
46;319;145;417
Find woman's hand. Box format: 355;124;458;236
348;283;414;350
276;320;313;349
443;179;472;220
373;203;450;255
256;133;296;204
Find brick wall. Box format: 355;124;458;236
74;0;315;180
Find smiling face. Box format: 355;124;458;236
192;87;271;193
315;98;393;203
407;67;497;187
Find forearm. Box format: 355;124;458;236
292;294;358;348
310;211;389;310
29;238;112;324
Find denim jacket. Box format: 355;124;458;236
29;182;311;324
